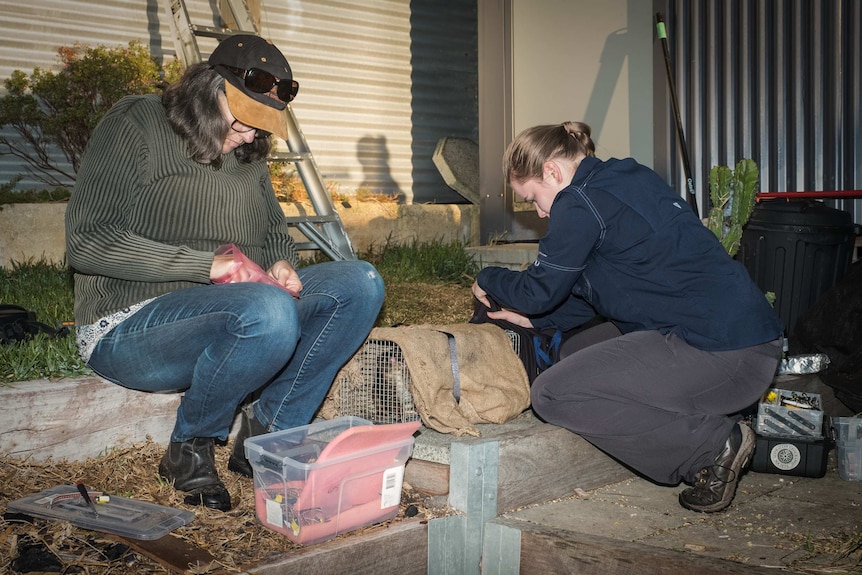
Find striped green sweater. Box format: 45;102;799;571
65;94;298;326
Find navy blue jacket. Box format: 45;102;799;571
477;156;783;351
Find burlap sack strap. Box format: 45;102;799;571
371;323;530;436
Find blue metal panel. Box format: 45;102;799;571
410;0;479;204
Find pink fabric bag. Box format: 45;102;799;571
212;244;289;292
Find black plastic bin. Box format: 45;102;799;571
739;200;856;336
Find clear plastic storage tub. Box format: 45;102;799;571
832;416;862;481
245;416;420;544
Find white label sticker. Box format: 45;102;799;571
770;442;802;471
265;497;284;527
380;465;405;509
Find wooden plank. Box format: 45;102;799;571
249;520;428;575
464;423;633;513
0;377;179;461
492;518;783;575
111;534;229;575
405;458;450;496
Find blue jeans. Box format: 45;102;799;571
87;260;384;442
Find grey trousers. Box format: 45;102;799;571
531;323;782;485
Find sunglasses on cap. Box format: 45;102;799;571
225;66;299;103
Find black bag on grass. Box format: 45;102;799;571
0;304;69;345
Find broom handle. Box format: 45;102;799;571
656;12;699;217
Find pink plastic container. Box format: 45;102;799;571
245;417;420;544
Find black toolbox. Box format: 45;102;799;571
749;388;830;477
750;429;831;477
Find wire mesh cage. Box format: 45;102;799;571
334;340;419;424
332;329;522;425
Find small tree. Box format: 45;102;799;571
0;41;163;187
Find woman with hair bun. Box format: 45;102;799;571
472;122;782;513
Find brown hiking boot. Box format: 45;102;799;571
678;422;755;513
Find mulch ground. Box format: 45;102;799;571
1;439;443;574
1;282;473;574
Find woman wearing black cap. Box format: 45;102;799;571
65;35;385;511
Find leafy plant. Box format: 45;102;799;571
705;159;775;305
706;158;758;258
0;41;163;188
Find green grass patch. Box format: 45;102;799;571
363;237;479;286
1;240;479;383
1;259;89;382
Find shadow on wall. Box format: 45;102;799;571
357;135;406;203
582;0;653;163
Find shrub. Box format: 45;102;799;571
0;41;164;188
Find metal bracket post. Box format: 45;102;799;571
482;522;521;575
428;439;500;575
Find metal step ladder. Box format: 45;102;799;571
161;0;356;261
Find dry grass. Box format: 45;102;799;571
377;282;475;327
0;440;440;574
0;281;473;574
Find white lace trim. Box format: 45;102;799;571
76;298;157;363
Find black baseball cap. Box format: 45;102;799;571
209;34;294;140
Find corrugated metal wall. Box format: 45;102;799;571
652;0;862;222
0;0;477;204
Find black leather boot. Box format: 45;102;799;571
678;422;755;513
228;404;267;478
158;437;231;511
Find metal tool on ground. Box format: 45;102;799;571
76;483;99;516
161;0;355;261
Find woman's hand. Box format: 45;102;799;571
488;308;534;328
471;281;534;328
471;280;492;309
268;260;302;297
211;254;240;281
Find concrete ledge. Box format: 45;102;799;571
467;243;538;270
0;203;68;267
0;202;480;267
